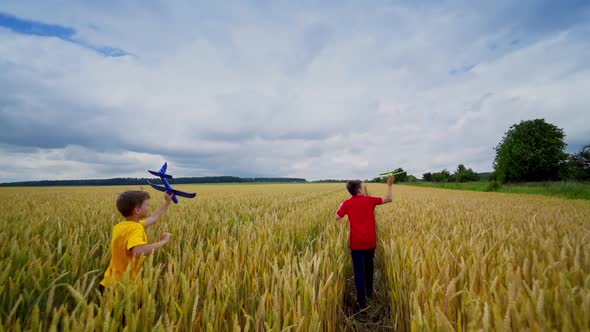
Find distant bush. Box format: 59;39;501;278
485;180;502;192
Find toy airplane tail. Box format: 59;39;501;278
148;162;173;179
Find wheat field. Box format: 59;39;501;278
0;184;588;331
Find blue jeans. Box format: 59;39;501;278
351;248;375;307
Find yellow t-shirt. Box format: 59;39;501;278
100;220;148;287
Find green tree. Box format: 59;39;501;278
569;144;590;181
494;119;568;182
432;169;451;182
370;177;385;183
454;164;480;182
392;168;408;183
422;172;433;182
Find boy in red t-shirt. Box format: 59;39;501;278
335;175;393;309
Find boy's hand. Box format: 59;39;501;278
164;192;173;204
160;232;172;243
387;176;394;186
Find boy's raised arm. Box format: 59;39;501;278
381;176;394;204
145;193;173;228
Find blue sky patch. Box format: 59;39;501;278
0;11;128;57
449;64;477;76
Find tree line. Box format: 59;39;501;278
371;119;589;184
0;176;307;187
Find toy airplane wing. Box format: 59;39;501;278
148;170;173;179
147;180;197;198
378;170;406;176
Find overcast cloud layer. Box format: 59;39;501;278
1;0;589;182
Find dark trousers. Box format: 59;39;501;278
98;284;127;325
351;248;375;307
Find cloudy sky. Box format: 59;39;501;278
1;0;589;182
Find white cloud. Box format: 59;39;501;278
0;144;166;181
0;1;589;182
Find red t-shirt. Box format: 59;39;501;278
336;195;383;250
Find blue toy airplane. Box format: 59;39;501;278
147;162;196;204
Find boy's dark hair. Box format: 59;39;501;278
347;180;362;196
117;191;150;217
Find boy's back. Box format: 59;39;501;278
100;220;147;287
337;196;382;250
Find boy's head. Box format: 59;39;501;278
346;180;366;197
116;191;151;218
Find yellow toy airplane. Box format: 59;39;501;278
378;170;406;177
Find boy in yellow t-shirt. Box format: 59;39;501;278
99;190;173;291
